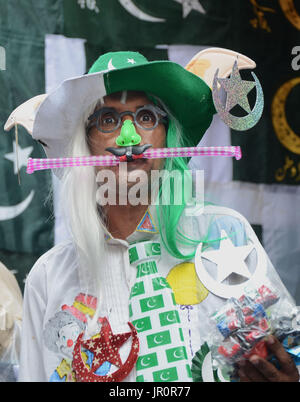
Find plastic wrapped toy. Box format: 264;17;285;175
207;282;300;376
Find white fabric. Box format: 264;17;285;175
45;34;86;94
189;114;232;183
37;35;105;161
167;44;206;69
45;35;86;245
18;205;293;382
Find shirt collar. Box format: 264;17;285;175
100;204;159;246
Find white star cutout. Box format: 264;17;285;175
173;0;206;18
4;141;33;175
201;230;254;283
127;58;136;64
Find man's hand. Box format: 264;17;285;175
238;335;299;382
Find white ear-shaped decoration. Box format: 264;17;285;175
185;47;256;89
4;94;47;135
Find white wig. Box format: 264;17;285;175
58;99;106;332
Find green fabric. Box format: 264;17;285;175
183;0;300;185
89;51;148;73
63;0;229;48
86;45;169;77
0;0;62;289
103;58;215;147
229;1;300;185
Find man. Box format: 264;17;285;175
6;50;299;382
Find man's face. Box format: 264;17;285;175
87;91;167;195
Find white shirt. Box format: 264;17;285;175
18;205;294;382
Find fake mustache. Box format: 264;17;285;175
105;144;152;161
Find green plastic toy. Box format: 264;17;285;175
116;120;142;147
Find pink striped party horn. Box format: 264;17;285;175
26;146;242;174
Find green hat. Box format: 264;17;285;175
30;50;216;159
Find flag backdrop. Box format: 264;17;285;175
0;0;299;302
0;0;64;290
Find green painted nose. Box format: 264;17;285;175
116;120;141;147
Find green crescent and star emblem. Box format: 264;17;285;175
147;330;171;348
136;352;158;371
0;139;35;221
4;140;33;175
78;0;206;20
191;343;230;382
130;281;145;298
131;316;152;333
140;294;164;312
166;346;188;363
152;277;170;291
137;261;158;277
173;0;206;18
145;242;161;257
152;367;179;382
159;310;180;326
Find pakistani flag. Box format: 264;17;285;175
62;0;227;67
186;0;300;303
0;0;64;290
13;0;297;303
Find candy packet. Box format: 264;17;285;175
207;282;300;378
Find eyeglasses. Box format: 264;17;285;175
87;104;168;133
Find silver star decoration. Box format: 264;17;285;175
4;141;33;175
201;230;254;283
218;61;256;113
173;0;206;18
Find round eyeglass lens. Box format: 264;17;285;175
99;110;119;132
136;108;157;129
